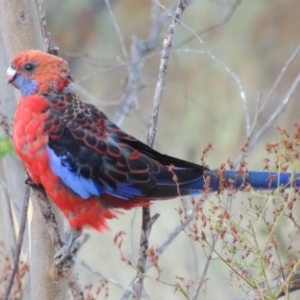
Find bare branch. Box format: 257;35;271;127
133;2;190;299
133;212;160;299
37;0;58;55
147;0;189;147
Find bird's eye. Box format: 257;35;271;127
24;63;35;71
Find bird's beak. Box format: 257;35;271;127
5;66;17;84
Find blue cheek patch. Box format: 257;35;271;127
14;75;38;96
46;146;102;199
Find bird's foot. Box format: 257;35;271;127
54;228;81;265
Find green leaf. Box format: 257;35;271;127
0;137;14;158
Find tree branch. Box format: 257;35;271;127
146;0;189;147
132;1;190;299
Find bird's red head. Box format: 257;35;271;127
6;49;73;96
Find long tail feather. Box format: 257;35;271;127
181;170;300;193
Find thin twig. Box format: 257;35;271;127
235;71;300;165
37;0;49;50
103;0;141;127
245;43;300;145
190;71;300;299
112;3;178;126
110;42;141;126
2;186;30;300
248;93;262;139
175;0;242;48
152;210;194;260
147;0;189;147
259;43;300;114
129;209;138;262
75;257;134;293
98;210;194;300
63;51;117;66
177;48;250;137
71;83;122;106
154;0;201;45
132;212;160;299
37;0;58;54
240;43;300;162
196;68;300;299
75;256;152;300
192;234;218;300
104;0;129;64
132;2;189;299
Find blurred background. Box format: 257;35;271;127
3;0;300;299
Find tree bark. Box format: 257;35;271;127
0;0;67;299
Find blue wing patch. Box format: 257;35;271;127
46;146;143;200
47;146;102;199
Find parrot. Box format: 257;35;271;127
5;49;300;263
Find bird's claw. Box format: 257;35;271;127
54;244;77;265
54;228;81;265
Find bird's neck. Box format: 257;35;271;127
13;95;50;183
17;94;49;114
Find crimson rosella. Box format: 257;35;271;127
6;50;300;262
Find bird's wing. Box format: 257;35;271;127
45;91;207;200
